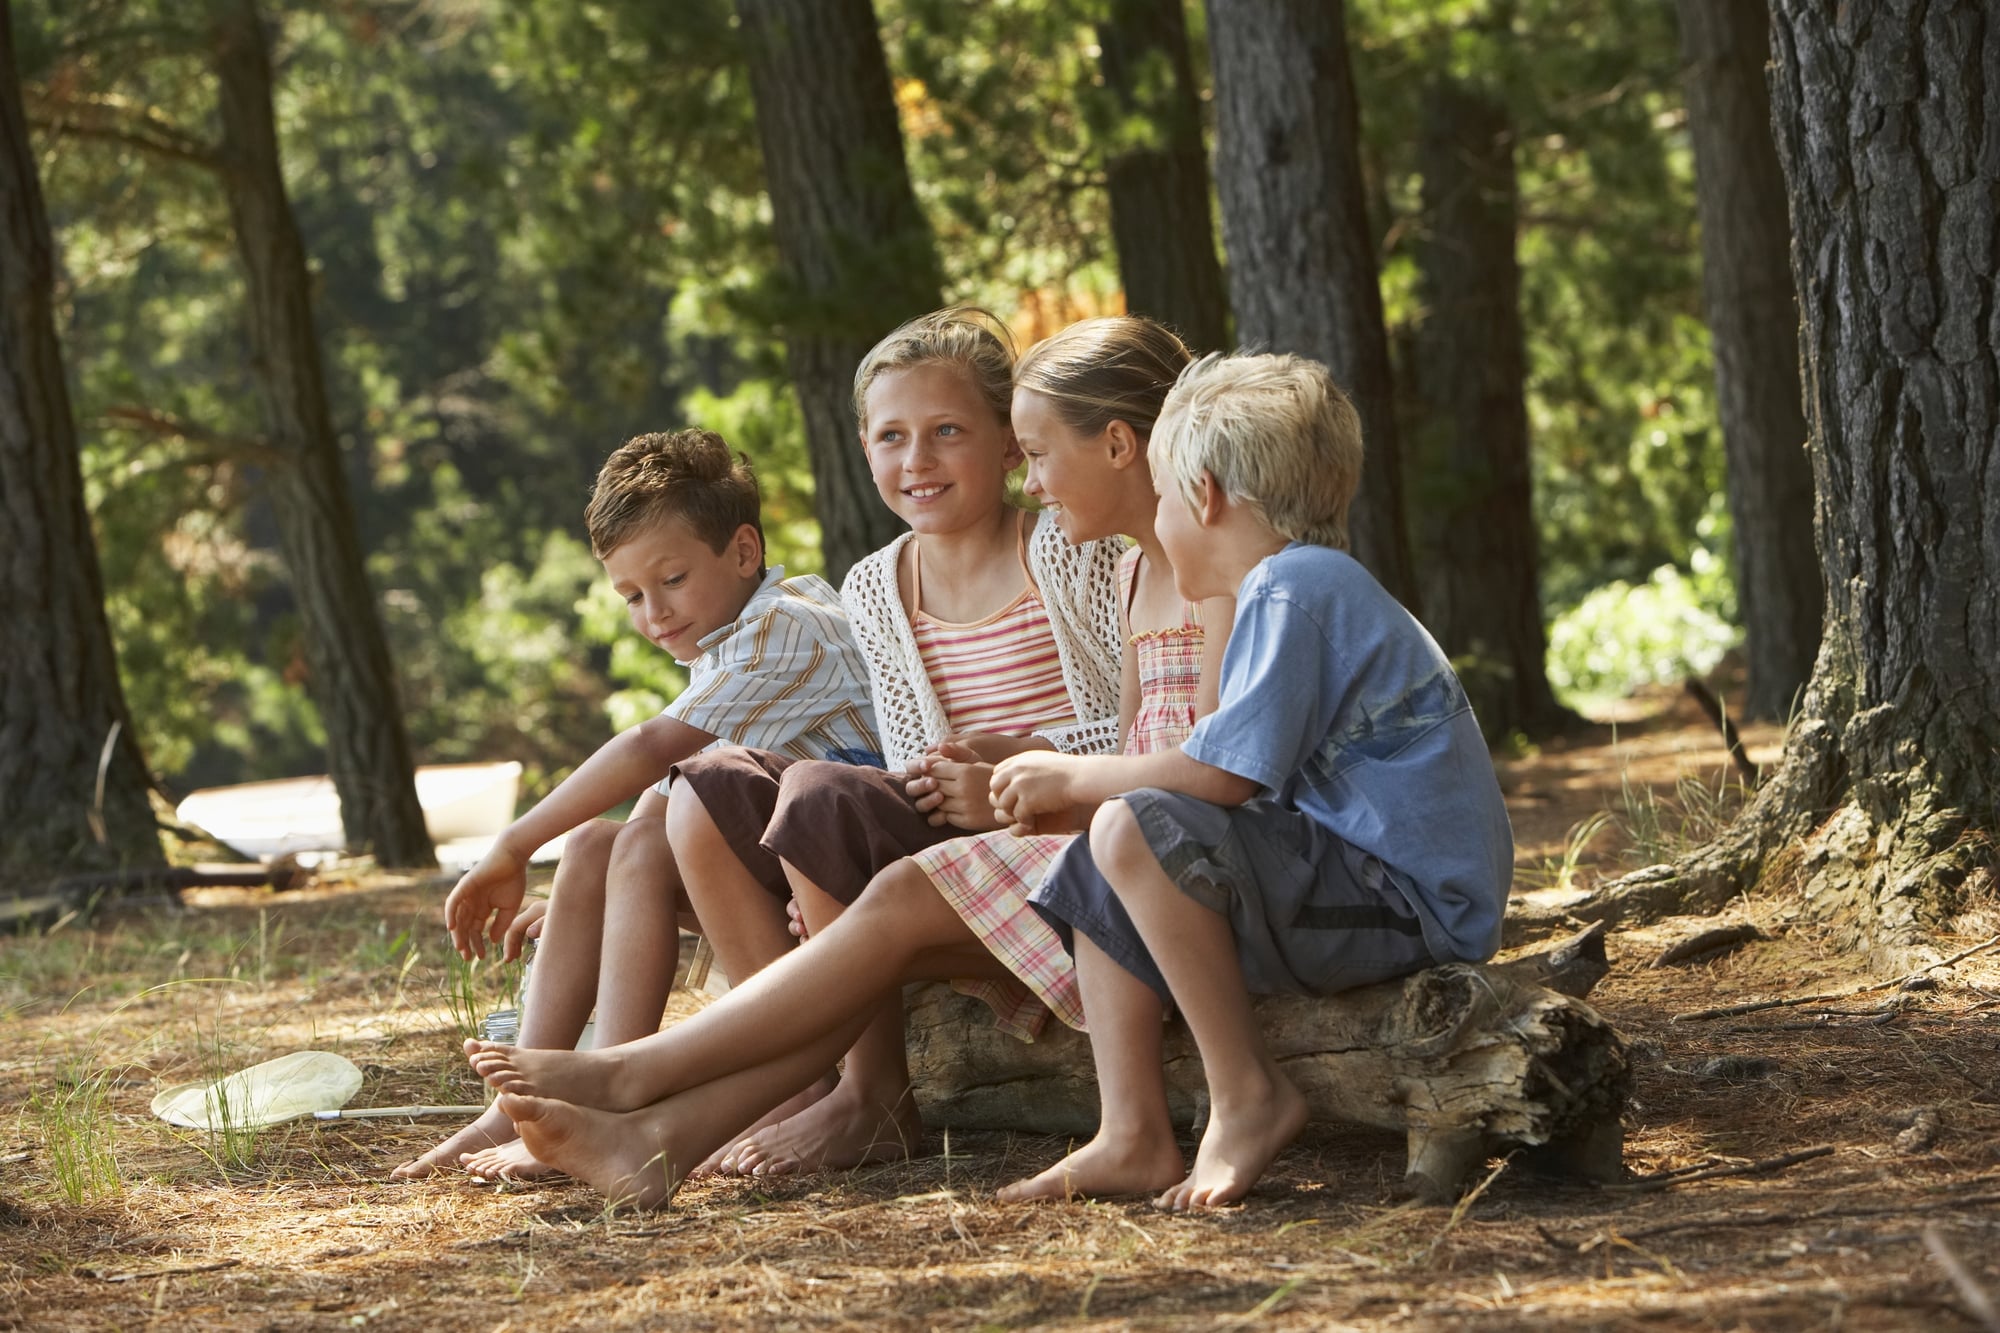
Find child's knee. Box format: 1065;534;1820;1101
1088;799;1156;879
840;861;934;949
662;779;715;853
608;816;674;881
567;817;622;862
869;859;935;913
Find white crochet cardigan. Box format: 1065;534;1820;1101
839;512;1125;772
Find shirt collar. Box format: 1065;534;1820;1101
691;565;787;657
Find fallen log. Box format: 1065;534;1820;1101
3;861;309;932
906;923;1628;1202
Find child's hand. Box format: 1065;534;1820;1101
444;844;529;961
940;732;1048;764
917;740;1003;830
990;752;1081;835
786;896;809;941
500;896;548;963
904;753;942;813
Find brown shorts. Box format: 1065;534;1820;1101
669;748;796;899
668;751;953;905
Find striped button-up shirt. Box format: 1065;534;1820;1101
654;568;884;793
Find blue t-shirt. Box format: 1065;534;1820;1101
1182;543;1513;962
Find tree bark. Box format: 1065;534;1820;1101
735;0;944;583
0;1;166;890
1676;0;1821;722
908;925;1627;1201
1203;0;1416;608
1407;78;1572;739
1589;0;1999;963
1094;0;1230;353
209;0;432;867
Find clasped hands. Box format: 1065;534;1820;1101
903;732;1086;836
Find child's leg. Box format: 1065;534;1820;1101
996;931;1183;1201
666;780;836;1173
1090;800;1308;1211
590;790;684;1047
391;816;621;1179
466;804;691;1180
466;853;1007;1115
666;781;795;986
718;861;927;1176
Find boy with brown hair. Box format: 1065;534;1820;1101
392;427;880;1181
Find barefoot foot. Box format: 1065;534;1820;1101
689;1075;835;1179
1155;1073;1309;1211
996;1130;1186;1202
721;1083;923;1177
497;1092;685;1210
461;1137;562;1182
464;1038;645;1111
388;1102;516;1180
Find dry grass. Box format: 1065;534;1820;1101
5;696;1999;1330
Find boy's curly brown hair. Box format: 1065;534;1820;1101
584;429;764;563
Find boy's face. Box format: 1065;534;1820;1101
1150;457;1224;602
602;516;763;663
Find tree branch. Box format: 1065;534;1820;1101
26;91;222;172
93;407;278;465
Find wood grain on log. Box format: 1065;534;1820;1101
906;925;1628;1202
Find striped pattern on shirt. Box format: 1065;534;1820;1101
910;588;1078;737
658;572;883;791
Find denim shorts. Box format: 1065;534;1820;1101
1028;788;1437;1005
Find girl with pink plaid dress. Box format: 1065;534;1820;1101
915;544;1215;1039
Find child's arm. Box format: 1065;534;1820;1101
445;717;712;959
990;747;1260;835
1117;598;1142;747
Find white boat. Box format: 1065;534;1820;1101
175;761;563;870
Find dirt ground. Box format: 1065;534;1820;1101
4;687;1999;1331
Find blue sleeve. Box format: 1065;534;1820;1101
1182;589;1342;794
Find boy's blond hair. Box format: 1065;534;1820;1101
1151;352;1362;550
851;305;1016;434
584;428;764;562
1014;316;1192;440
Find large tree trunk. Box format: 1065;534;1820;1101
210;0;432;867
0;2;166;890
1203;0;1416;609
909;925;1627;1201
1676;0;1821;722
735;0;943;583
1407;79;1571;739
1094;0;1230;354
1588;0;1999;962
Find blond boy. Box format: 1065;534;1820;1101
992;354;1513;1209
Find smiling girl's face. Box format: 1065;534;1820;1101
862;362;1020;533
1014;388;1130;545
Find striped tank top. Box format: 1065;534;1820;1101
909;521;1078;738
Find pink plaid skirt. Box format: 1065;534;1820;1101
909;830;1082;1040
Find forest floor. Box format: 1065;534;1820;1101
4;685;2000;1331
